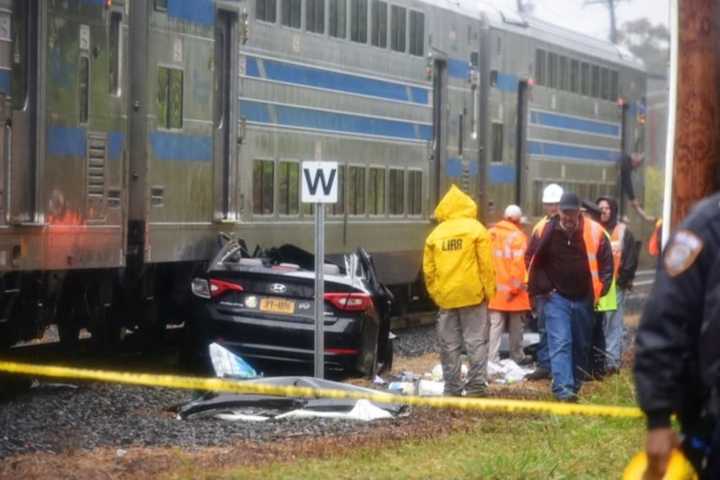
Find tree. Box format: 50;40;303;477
583;0;629;44
616;18;670;75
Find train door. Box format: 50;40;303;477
7;0;40;224
214;9;239;222
431;58;448;205
514;80;529;208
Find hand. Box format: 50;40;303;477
643;428;679;480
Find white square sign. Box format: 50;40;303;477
301;161;338;203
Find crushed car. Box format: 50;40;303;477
184;239;394;378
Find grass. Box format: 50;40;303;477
207;370;645;480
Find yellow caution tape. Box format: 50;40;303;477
0;360;643;419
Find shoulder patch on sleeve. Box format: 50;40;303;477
664;229;704;277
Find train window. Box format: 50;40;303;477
348;166;366;215
491;123;503;163
547;53;557;89
157;67;184;129
409;10;424;56
328;165;346;215
610;70;619;101
388;169;405;215
11;1;28;110
408;171;422;215
470;52;479;67
390;5;406;52
253;160;275;215
278;161;300;215
109;12;122;95
306;0;324;33
79;56;90;124
591;65;600;98
569;59;579;94
535;49;546;86
329;0;347;38
368;167;386;215
350;0;368;43
281;0;301;28
154;0;168;11
371;0;387;48
600;67;610;100
257;0;277;22
580;62;590;96
559;56;567;91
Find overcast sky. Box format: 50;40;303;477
489;0;669;41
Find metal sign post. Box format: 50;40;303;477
301;161;338;379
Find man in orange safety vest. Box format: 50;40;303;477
488;205;532;365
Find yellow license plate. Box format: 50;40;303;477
259;298;295;314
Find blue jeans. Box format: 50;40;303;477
544;292;594;400
533;295;550;370
603;290;625;370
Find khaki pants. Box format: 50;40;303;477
488;311;527;363
436;303;489;396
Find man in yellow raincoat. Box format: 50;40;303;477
423;185;496;397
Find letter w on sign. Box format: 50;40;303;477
301;161;338;204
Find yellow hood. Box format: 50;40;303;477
434;185;477;222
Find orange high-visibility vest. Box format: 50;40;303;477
488;220;531;312
527;216;606;301
648;219;662;257
610;223;627;278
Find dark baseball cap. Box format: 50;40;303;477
559;192;581;211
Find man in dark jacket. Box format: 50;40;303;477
526;192;613;401
597;196;640;373
634;193;720;479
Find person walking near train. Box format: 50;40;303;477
596;196;639;375
423;185;496;397
525;183;563;381
525;192;613;401
488;205;531;365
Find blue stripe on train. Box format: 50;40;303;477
108;132;125;161
530;111;620;137
247;57;429;105
150;131;212;162
48;127;87;157
489;164;515;184
447;58;469;80
239;99;431;141
167;0;214;26
528;140;620;162
0;70;9;96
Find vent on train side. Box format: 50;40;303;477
86;133;107;220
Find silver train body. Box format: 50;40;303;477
0;0;645;347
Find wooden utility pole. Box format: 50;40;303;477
672;0;720;225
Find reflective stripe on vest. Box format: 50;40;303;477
610;223;627;278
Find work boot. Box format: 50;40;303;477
525;366;550;380
516;356;533;367
464;386;488;398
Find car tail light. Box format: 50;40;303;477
209;278;244;299
325;348;359;355
324;292;373;312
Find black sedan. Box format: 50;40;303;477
185;241;393;377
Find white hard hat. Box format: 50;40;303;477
542;184;564;204
504;204;522;220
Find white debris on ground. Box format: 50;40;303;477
387;360;534;396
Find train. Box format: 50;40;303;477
0;0;645;350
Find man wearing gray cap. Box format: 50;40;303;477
525;192;613;401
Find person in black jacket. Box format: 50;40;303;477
597;196;640;374
525;193;614;401
634;193;720;479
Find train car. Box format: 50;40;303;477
0;0;645;350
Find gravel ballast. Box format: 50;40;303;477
0;325;438;459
